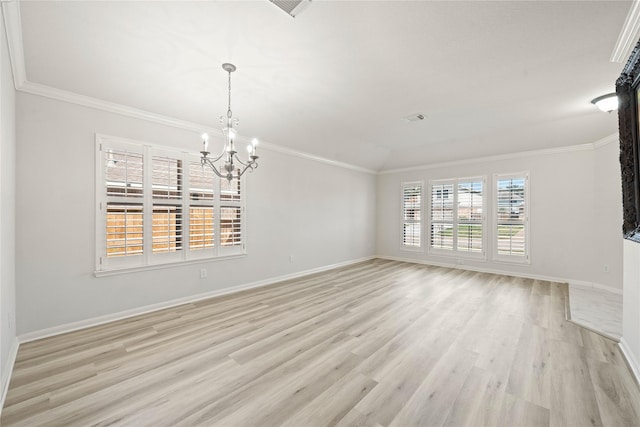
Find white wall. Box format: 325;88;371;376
623;236;640;379
593;139;623;288
15;92;376;335
377;140;622;291
0;10;17;400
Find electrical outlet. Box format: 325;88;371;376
200;268;207;279
603;264;610;273
289;255;294;264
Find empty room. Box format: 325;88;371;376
1;1;640;426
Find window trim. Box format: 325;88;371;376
400;181;424;252
428;176;487;260
95;134;246;275
493;172;530;264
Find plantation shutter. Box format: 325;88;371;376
96;135;248;273
106;204;143;257
151;153;183;257
220;177;244;251
100;141;145;269
430;182;454;250
457;180;483;253
402;182;422;248
496;176;527;258
189;161;215;253
429;177;485;256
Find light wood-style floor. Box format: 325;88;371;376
2;259;639;426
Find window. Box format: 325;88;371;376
430;182;454;251
220;176;243;248
189;161;215;251
402;182;422;249
429;177;485;257
495;174;528;262
106;204;143;257
457;180;483;253
151;153;183;257
96;135;245;272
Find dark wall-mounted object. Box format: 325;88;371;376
616;40;640;243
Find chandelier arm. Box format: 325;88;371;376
234;155;251;167
236;163;256;178
202;140;229;164
235;155;259;172
201;156;226;179
208;148;228;164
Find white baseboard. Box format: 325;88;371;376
567;317;621;342
378;254;559;281
0;336;19;417
377;255;570;285
568;280;623;296
19;256;376;344
619;338;640;387
376;255;623;295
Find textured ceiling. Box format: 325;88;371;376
19;1;630;171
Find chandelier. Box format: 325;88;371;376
200;63;259;181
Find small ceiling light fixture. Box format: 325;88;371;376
200;63;259;181
401;113;426;123
591;93;618;113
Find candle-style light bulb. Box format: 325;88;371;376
228;129;236;153
201;133;209;152
251;138;258;156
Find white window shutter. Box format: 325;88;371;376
456;180;483;253
429;177;485;257
188;160;216;254
430;182;454;250
96;136;247;273
402;182;422;248
496;175;527;259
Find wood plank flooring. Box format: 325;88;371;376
2;259;639;426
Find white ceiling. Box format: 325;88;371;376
17;0;631;171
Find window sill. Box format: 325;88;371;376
94;252;247;277
428;249;487;261
400;246;424;253
492;256;531;266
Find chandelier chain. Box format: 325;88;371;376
227;70;232;119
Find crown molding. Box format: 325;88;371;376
611;0;640;63
20;80;213;133
1;0;616;178
1;0;26;88
14;77;618;178
256;140;377;174
18;75;617;178
592;132;619;149
1;0;376;175
19;81;377;174
378;134;617;176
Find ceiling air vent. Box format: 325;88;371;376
269;0;312;18
401;113;426;123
